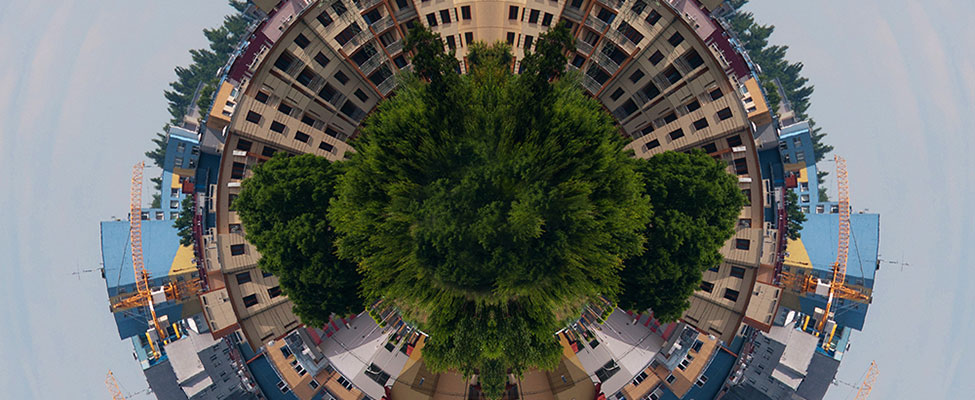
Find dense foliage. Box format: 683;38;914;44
617;151;743;322
726;0;833;164
328;25;651;397
173;196;195;247
233;154;364;327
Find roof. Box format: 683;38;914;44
101;219;196;295
797;353;840;400
767;327;818;390
785;213;881;285
779;121;811;139
165;330;220;396
144;360;190;400
168;126;200;143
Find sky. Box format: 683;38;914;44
0;1;971;399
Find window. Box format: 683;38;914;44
735;239;750;250
667;31;684;47
796;151;806;162
301;114;316;127
708;265;719;272
541;12;553;26
684;49;704;69
319;83;337;103
641;82;660;100
801;194;810;202
295;131;310;143
334;23;362;46
440;9;451;24
663;112;678;124
668;128;684;140
816;205;825;214
314;52;331;68
243;294;259;307
461;5;471;20
332;1;347;16
446;35;456;49
337;376;354;391
309;380;320;390
727;135;743;147
245;111;262;124
596;7;615;24
702;143;717;153
274;52;294;71
730;266;746;279
693;117;709;130
699;281;714;293
230;244;246;256
800;182;809;191
662;65;682;85
617;21;644;45
614;100;638;119
508;6;519;20
742;189;751;205
354;89;369;102
297;67;317;86
294;33;310;48
277;103;293;116
724;288;740;302
610;88;624;101
529;9;539;24
686;99;701;112
506;32;516;45
236;272;252;284
334;70;349;85
340;100;364;120
268;286;282;298
644;139;660;151
665;374;676;384
254;91;270;105
738;218;751;228
734;157;748;175
629;69;644;83
572;54;585;67
325;126;340;138
317;11;333;27
696;375;709;387
524;35;534;49
570;0;583;8
270;121;286;134
646;10;661;25
319;141;334;152
717;107;734;120
465;32;474;45
231;162;246;180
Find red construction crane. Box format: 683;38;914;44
105;370;127;400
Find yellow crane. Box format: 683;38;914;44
128;162;167;359
779;156;869;347
854;361;879;400
105;370;127;400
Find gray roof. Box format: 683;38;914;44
797;353;840;400
144;360;190;400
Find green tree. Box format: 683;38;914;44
784;190;806;240
329;24;650;398
617;151;743;322
173;196;195;246
234;154;364;327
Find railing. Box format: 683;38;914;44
355;0;383;10
342;29;372;53
385;39;404;55
595;52;620;73
359;53;386;75
582;74;602;94
377;76;397;96
576;38;594;55
585;15;609;32
370;15;395;32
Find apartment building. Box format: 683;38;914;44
201;0;772;389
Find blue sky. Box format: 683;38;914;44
0;1;970;399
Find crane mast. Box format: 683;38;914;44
854;361;879;399
817;155;851;332
105;370;127;400
130;162;166;358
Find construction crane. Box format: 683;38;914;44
105;370;127;400
129;162;167;359
854;361;879;400
778;156;868;345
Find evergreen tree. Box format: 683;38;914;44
784;190;806;240
173;196;195;247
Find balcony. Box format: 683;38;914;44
370;16;395;33
585;15;609;32
377;76;397;96
576;38;594;55
582;75;603;95
342;29;372;53
595;52;620;74
355;0;383;11
385;39;404;55
359;53;386;75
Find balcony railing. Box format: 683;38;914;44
584;15;609;32
359;53;386;75
595;52;620;73
370;16;395;32
377;76;397;96
582;75;602;94
355;0;383;11
385;39;404;55
342;29;372;53
576;38;594;55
